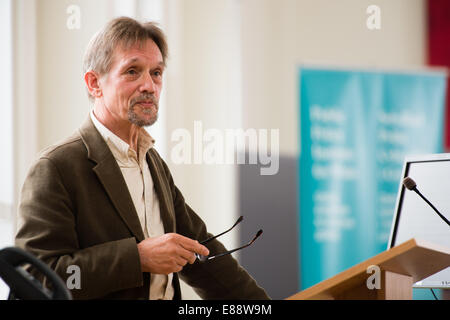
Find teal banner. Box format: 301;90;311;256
299;67;447;289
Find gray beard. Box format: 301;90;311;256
128;104;158;127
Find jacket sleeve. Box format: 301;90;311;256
155;154;270;300
15;157;143;299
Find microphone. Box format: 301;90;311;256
403;177;450;227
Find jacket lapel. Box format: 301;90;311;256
78;117;145;242
146;150;176;233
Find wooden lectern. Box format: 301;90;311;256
287;239;450;300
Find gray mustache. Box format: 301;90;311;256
131;94;158;106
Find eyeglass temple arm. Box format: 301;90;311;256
199;216;244;245
205;229;263;261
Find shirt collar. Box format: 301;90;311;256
90;110;155;164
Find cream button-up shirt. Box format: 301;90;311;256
90;111;174;300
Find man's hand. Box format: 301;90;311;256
137;233;210;275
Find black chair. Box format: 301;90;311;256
0;247;72;300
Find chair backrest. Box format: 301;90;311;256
0;247;72;300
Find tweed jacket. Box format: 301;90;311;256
15;116;269;300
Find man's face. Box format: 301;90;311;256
99;39;164;127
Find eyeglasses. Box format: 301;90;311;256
196;216;263;262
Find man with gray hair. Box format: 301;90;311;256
15;17;269;300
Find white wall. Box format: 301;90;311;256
0;0;13;209
0;0;14;300
36;0;109;151
241;0;427;155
